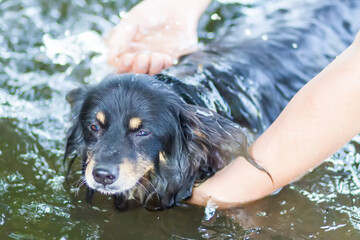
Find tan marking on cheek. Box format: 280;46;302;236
159;151;167;164
117;157;154;189
142;163;155;174
138;155;155;174
85;158;95;178
129;117;142;130
119;158;136;176
86;151;93;164
96;111;106;125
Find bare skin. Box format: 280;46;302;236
106;0;210;75
107;0;360;208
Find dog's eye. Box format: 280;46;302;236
90;124;100;132
136;130;149;137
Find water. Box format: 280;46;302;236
1;0;360;239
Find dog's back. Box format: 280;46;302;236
159;0;360;133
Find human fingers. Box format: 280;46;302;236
163;54;174;69
113;53;135;73
148;52;164;75
132;53;150;74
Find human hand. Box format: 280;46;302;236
107;0;209;75
188;156;274;208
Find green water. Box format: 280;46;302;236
1;0;360;239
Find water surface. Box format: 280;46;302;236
1;0;360;239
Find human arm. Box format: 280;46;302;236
188;32;360;208
106;0;211;75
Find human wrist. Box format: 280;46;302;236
189;156;275;208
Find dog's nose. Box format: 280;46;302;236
93;167;117;185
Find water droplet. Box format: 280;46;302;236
204;205;217;221
261;34;268;41
257;211;267;217
292;43;298;49
210;13;221;21
280;210;287;215
245;28;252;36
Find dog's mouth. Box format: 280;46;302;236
84;155;155;196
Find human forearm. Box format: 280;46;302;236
189;32;360;208
251;37;360;190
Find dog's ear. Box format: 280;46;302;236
66;87;84;107
165;104;269;205
181;104;252;175
64;87;86;161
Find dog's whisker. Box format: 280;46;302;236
75;178;86;189
140;176;159;195
74;181;86;197
136;180;150;195
72;178;81;187
74;180;87;195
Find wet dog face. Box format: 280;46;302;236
79;93;165;196
65;74;253;210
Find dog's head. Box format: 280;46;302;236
65;74;253;210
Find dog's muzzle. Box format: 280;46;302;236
92;163;119;186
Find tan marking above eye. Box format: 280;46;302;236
129;117;142;130
96;111;106;125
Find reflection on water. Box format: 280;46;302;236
1;0;360;239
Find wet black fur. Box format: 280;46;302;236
65;0;360;210
65;74;253;210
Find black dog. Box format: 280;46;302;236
64;0;359;210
